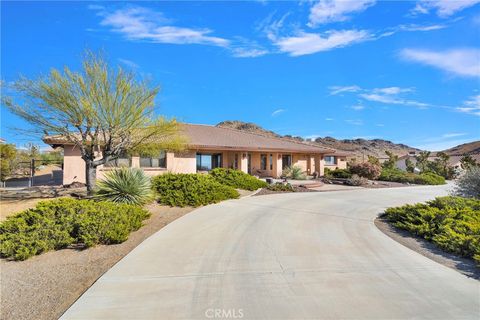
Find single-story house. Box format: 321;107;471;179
44;123;348;185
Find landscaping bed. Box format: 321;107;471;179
380;196;480;268
254;185;316;196
0;203;193;320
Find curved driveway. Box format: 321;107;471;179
62;185;479;319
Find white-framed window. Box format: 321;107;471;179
324;156;336;165
140;151;167;168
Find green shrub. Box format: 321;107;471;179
329;168;352;179
379;169;445;185
454;167;480;199
151;173;239;207
0;198;150;260
267;183;294;192
349;162;381;179
384;196;480;263
282;165;306;180
209;168;268;191
96;167;152;205
346;174;368;186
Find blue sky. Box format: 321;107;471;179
1;0;479;151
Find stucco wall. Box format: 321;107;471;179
292;154;308;173
63;145;86;185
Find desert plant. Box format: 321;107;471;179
349;162;381;180
282;165;306;180
382;151;399;170
454;167;480;199
267;183;295;192
0;198;150;260
209;168;268;191
152;173;239;207
329;168;352;179
460;155;478;170
384;196;480;263
405;158;415;173
379;168;445;185
346;174;368;186
96;167;152;205
0;144;17;180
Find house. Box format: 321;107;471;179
43;123;348;185
396;152;480;172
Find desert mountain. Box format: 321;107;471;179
216;121;478;161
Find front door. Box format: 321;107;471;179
282;154;292;170
247;154;252;174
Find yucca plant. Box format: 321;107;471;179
96;167;152;205
282;165;306;180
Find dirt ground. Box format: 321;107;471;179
0;203;194;320
0;198;54;221
375;217;479;280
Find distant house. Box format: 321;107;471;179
44;123;348;185
396;152;480;172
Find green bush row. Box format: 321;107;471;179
384;196;480;263
151;173;239;207
209;168;268;191
325;168;352;179
267;183;295;192
0;198;150;261
379;169;445;185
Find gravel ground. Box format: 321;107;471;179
375;217;479;280
0;203;193;320
0;198;48;221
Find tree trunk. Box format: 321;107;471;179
85;161;97;195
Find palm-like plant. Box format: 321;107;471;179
96;167;152;205
282;165;306;180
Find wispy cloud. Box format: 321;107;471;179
308;0;376;26
400;48;480;77
118;58;139;69
399;23;447;31
373;87;414;95
351;105;365;111
329;85;361;95
345;119;364;126
457;95;480;116
411;0;480;18
325;118;334;121
273;29;372;56
271;108;286;116
442;132;467;138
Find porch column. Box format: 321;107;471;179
315;154;325;176
239;152;249;174
272;153;283;178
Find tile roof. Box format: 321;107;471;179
182;124;337;154
43;123;343;154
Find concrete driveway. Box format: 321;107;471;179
62;185;479;319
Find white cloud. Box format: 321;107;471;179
373;87;413;95
399;24;446;32
271;108;286;116
325;118;334;121
345;119;364;125
274;29;371;56
231;47;269;58
457;95;480;116
329;85;361;95
97;7;229;47
360;93;429;108
308;0;376;26
442;132;467;138
351;105;365;111
412;0;480;17
118;58;139;69
400;48;480;77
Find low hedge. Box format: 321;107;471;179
209;168;268;191
152;173;240;207
328;168;352;179
384;196;480;263
379;169;445;185
0;198;150;261
267;183;294;192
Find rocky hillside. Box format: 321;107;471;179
216;120;421;161
442;141;480;155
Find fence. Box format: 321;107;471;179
1;159;63;188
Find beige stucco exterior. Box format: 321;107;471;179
62;145;347;185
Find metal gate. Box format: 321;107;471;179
1;159;63;188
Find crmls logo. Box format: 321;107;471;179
205;308;244;319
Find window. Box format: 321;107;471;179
324;156;336;165
282;155;292;170
104;151;131;167
196;153;222;171
269;154;273;170
234;154;239;170
260;154;267;170
140;151;166;168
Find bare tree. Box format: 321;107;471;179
2;52;185;193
